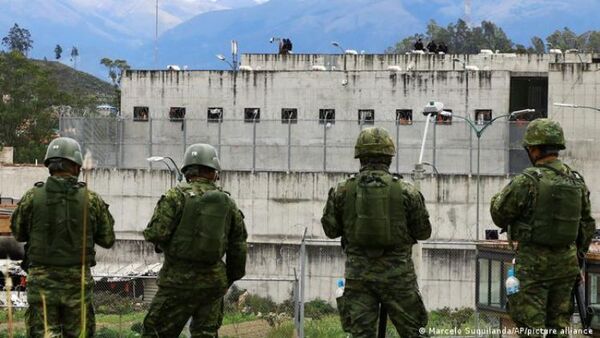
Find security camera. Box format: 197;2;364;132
341;79;348;86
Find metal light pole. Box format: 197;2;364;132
216;54;235;70
331;41;345;54
554;102;600;112
147;156;183;186
414;101;446;190
252;109;258;173
323;111;332;172
215;110;223;156
443;109;534;240
453;58;473;174
231;40;238;71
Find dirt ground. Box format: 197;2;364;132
219;319;273;338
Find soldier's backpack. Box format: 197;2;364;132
344;172;412;249
29;179;95;266
167;185;231;264
520;165;584;247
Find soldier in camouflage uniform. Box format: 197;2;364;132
142;143;248;338
491;119;596;337
321;127;432;338
10;137;115;337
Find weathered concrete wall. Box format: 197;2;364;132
0;168;514;242
0;147;13;164
240;53;592;72
121;69;510;121
549;62;600;203
4;167;598;308
119;69;512;174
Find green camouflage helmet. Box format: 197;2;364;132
182;143;221;172
44;137;83;166
522;118;566;150
354;127;396;158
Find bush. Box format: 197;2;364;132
94;291;137;314
224;284;247;312
305;299;336;320
243;294;277;315
428;307;475;330
95;327;120;338
130;322;143;334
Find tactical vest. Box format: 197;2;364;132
166;184;231;264
343;172;413;250
29;179;95;266
518;166;583;247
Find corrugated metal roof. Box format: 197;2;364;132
92;261;162;280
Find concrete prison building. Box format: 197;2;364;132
48;52;600;311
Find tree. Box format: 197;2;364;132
386;19;514;54
54;44;63;59
530;36;545;53
546;27;581;50
100;58;130;111
70;46;79;69
0;51;66;163
100;58;130;87
1;23;33;56
479;21;513;52
587;31;600;52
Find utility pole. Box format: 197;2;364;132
464;0;472;27
154;0;159;67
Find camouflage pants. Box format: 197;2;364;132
142;286;225;338
508;273;577;338
341;279;428;338
26;267;95;338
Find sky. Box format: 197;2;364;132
1;0;599;77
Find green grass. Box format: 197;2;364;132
0;308;26;322
265;308;493;338
1;306;494;337
222;311;257;325
0;309;256;337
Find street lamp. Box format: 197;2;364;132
442;108;534;240
216;54;235;70
413;101;448;189
147;156;183;184
331;41;345;54
553;102;600;112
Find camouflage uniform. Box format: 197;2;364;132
142;177;247;338
321;127;432;338
490;119;595;338
11;176;115;338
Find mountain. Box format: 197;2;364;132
0;0;258;77
154;0;420;69
153;0;600;70
2;0;600;75
33;60;116;104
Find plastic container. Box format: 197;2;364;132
335;278;345;298
506;266;520;296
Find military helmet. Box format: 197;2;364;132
182;143;221;172
522;118;566;150
354;127;396;158
44;137;83;166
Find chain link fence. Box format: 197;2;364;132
59;117;528;175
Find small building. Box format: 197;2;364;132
476;240;600;328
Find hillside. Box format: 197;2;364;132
32;60;116;104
